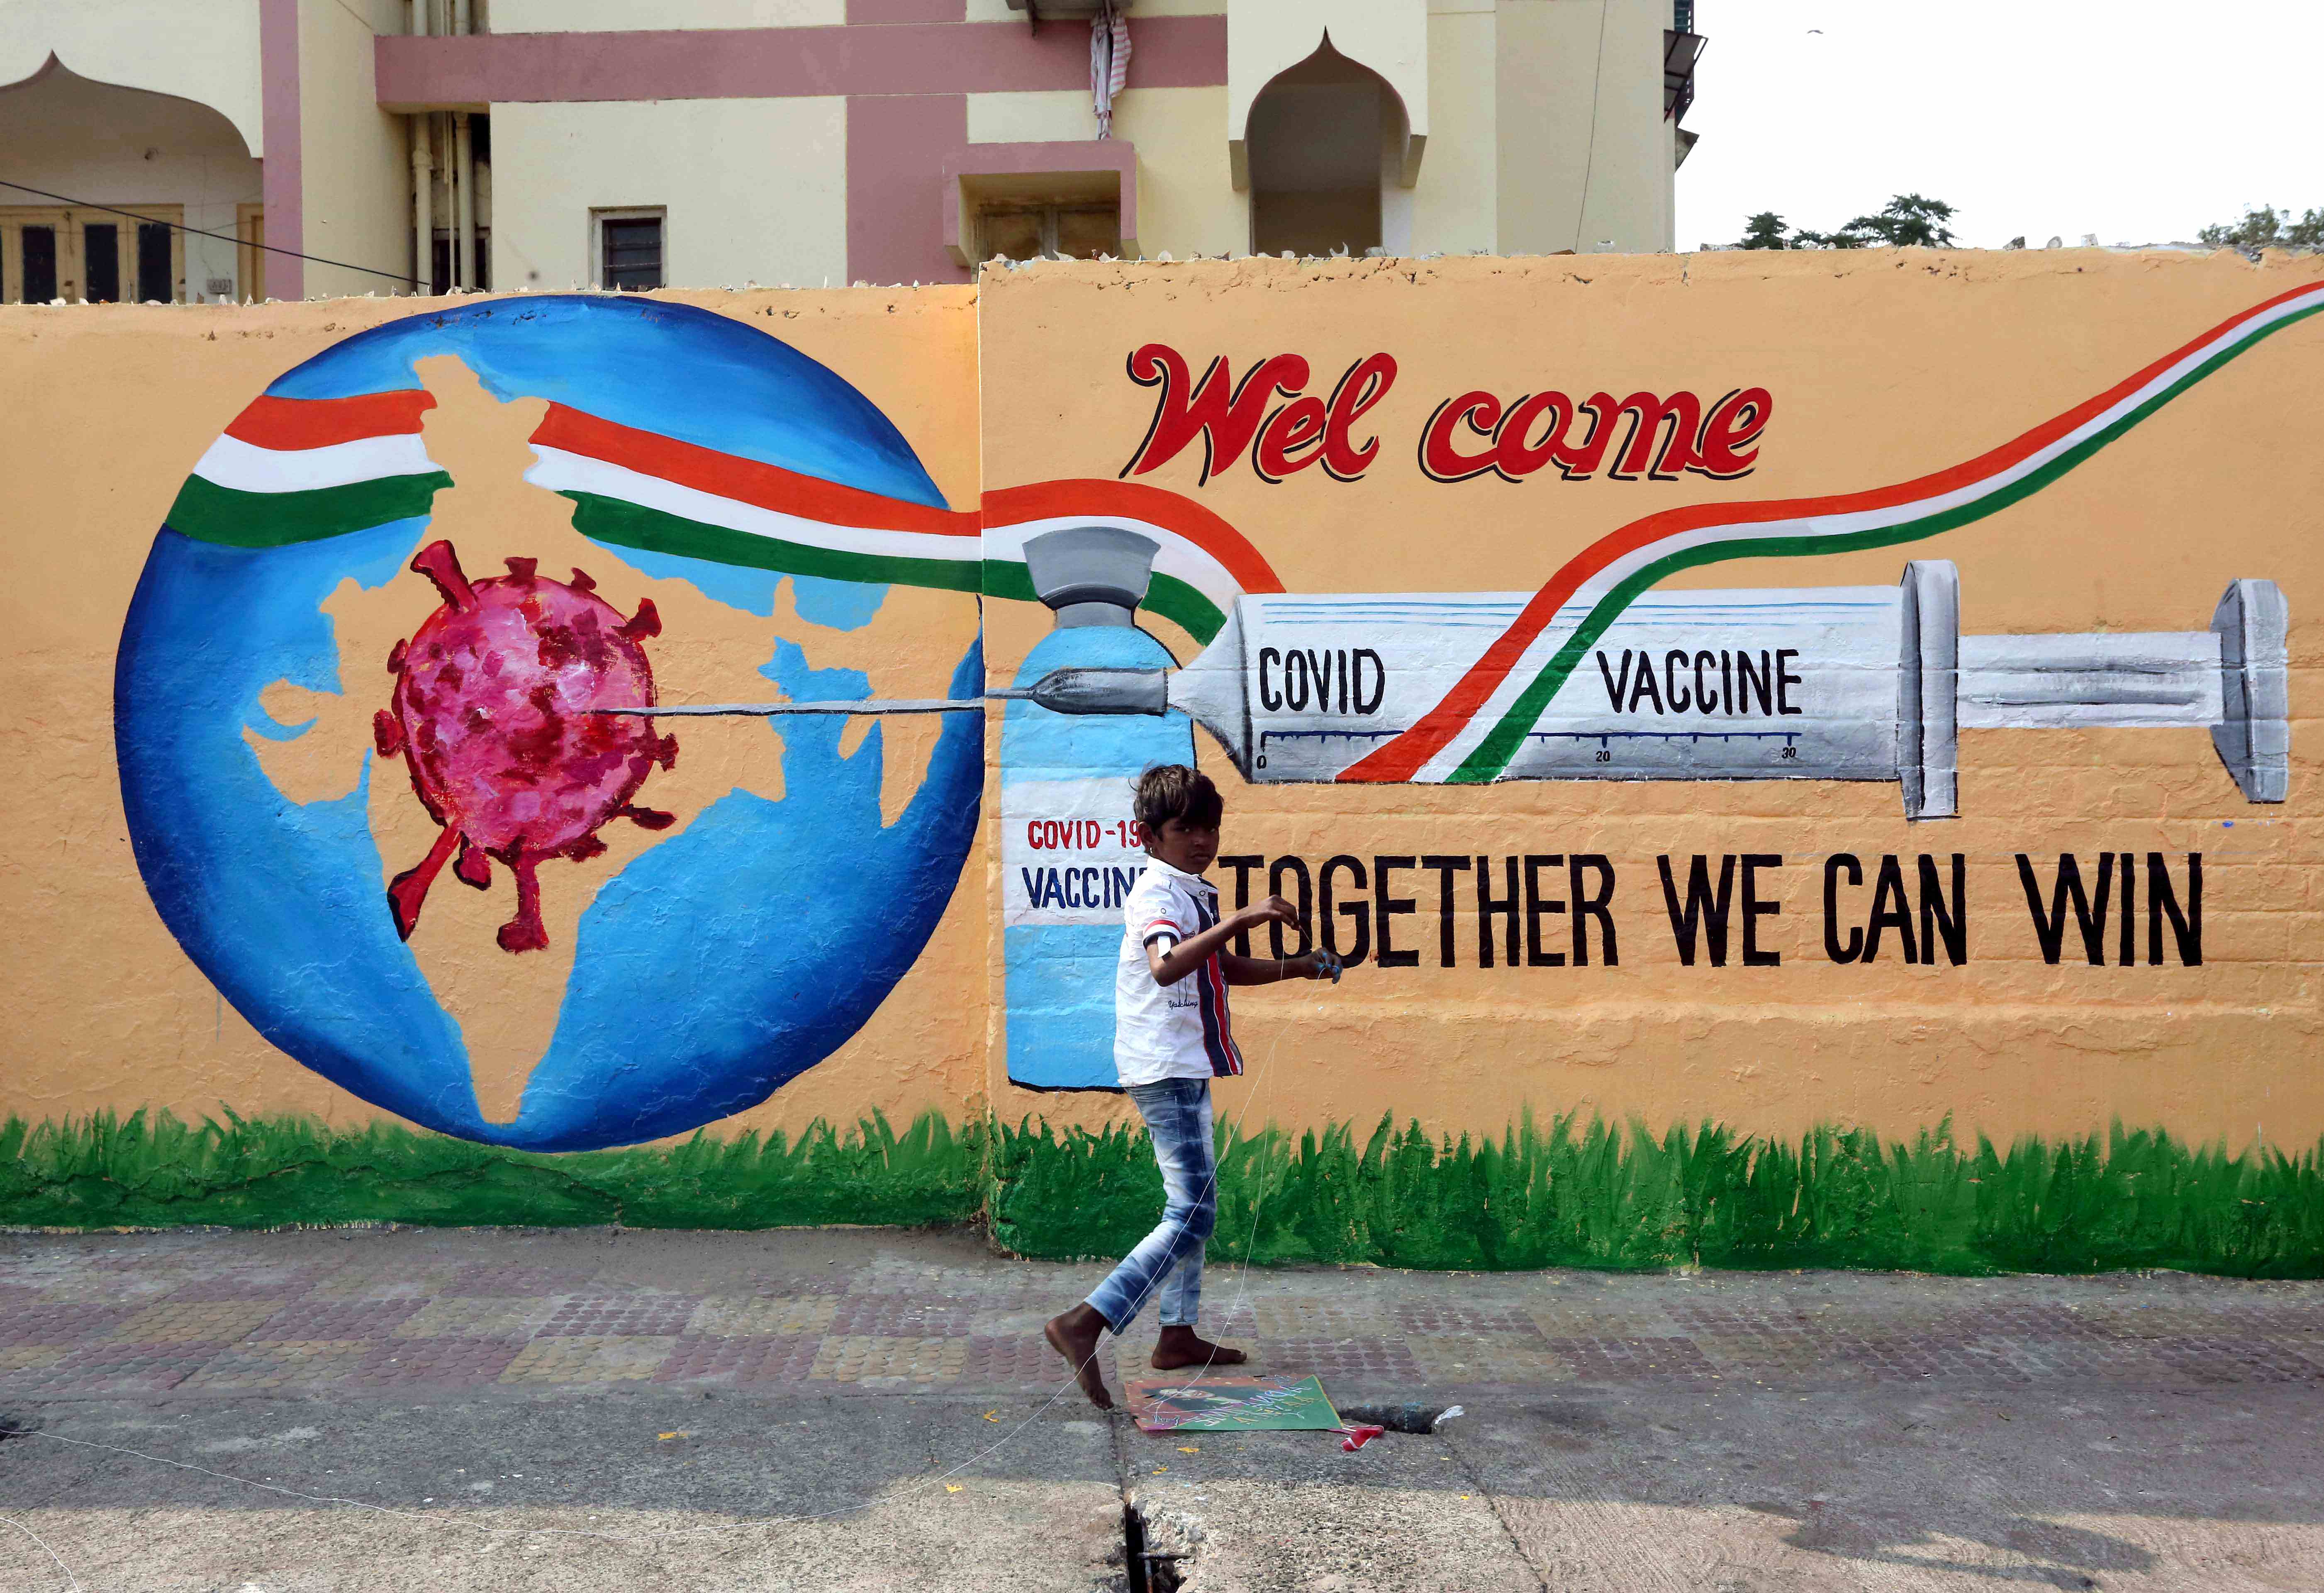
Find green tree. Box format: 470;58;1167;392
1734;194;1960;251
2197;204;2324;253
1829;193;1959;249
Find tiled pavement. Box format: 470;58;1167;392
1;1225;2318;1403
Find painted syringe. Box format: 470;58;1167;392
596;561;2288;818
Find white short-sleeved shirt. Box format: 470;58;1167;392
1115;857;1245;1087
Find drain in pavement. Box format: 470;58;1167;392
1123;1500;1197;1593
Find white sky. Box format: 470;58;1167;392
1676;0;2324;251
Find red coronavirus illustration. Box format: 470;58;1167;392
373;540;678;953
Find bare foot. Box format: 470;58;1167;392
1150;1325;1248;1371
1044;1305;1114;1410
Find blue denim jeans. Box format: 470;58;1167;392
1086;1078;1216;1332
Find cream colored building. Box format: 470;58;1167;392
0;0;1700;301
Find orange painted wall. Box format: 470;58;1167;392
977;251;2324;1150
1;287;991;1143
3;249;2318;1158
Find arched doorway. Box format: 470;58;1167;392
0;61;261;302
1243;39;1408;259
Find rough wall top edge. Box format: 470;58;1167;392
1;246;2309;313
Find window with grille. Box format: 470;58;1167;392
0;206;184;303
594;210;665;291
431;229;492;294
975;201;1121;267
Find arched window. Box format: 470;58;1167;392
0;62;260;302
1244;39;1407;259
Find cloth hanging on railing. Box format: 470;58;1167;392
1091;1;1132;137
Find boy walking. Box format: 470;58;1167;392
1044;765;1340;1409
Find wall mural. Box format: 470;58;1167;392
103;272;2317;1141
983;281;2309;1088
113;295;1290;1142
115;298;987;1152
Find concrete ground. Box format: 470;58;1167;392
0;1227;2317;1591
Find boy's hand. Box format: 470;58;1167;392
1232;894;1300;930
1298;949;1345;984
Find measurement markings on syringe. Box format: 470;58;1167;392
1181;587;1907;782
1257;726;1809;769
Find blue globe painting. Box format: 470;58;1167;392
115;297;984;1152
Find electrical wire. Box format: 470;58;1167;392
1571;0;1612;252
0;179;416;290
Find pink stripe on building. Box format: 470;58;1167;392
845;0;967;22
259;0;302;300
847;92;970;286
373;18;1228;110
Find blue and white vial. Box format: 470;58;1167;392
1001;527;1194;1090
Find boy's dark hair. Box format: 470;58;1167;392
1135;764;1223;835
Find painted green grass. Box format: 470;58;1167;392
0;1110;984;1233
4;1109;2320;1277
988;1113;2324;1279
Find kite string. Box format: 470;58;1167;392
1161;950;1297;1395
6;955;1325;1552
0;1512;78;1592
1056;940;1303;1402
1112;934;1342;1413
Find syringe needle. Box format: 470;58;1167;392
586;673;1150;717
590;699;1000;716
